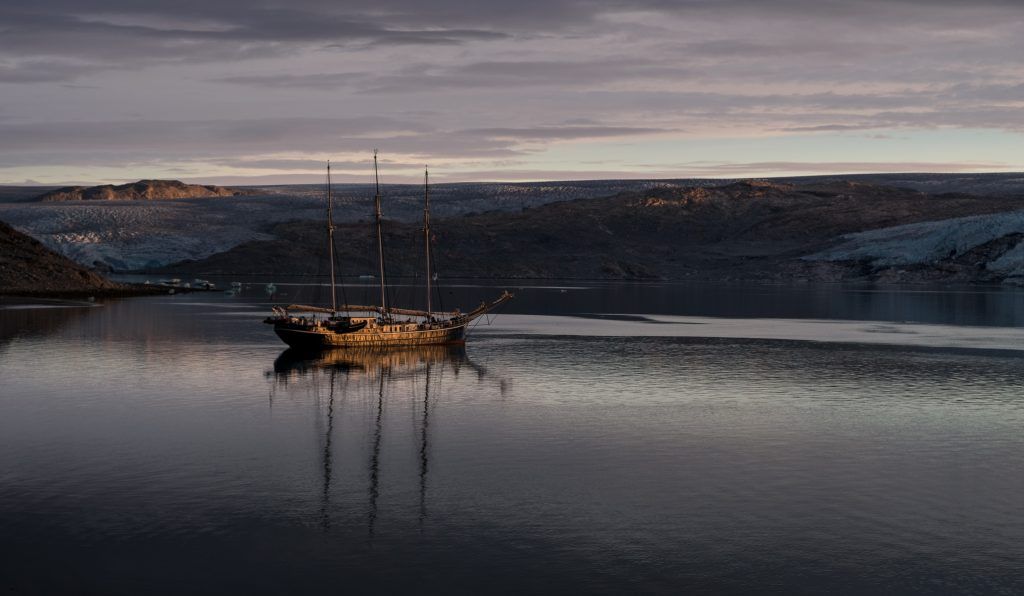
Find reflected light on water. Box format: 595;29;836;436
1;288;1023;594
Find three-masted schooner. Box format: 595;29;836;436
264;152;512;349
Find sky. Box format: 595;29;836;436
2;0;1023;184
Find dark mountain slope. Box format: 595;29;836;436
0;220;123;294
156;180;1024;281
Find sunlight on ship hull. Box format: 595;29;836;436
274;323;468;349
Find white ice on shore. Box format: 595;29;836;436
807;210;1024;276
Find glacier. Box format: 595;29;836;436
0;196;321;271
808;210;1024;277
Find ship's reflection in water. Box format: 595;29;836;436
267;346;506;538
4;292;1024;594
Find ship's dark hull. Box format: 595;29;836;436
273;322;468;349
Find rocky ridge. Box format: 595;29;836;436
35;179;248;201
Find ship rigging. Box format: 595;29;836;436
264;152;512;349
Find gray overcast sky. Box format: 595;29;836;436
2;0;1023;184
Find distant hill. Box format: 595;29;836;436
34;179;249;201
5;174;1023;283
0;220;123;294
155;180;1024;283
785;172;1024;197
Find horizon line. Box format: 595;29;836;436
5;170;1024;188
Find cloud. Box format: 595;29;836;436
0;117;431;152
211;157;428;171
359;59;691;93
0;117;676;161
213;73;371;90
212;59;691;92
3;1;1024;181
780;124;884;133
0;4;511;78
0;60;104;83
465;126;672;141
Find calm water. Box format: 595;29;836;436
2;282;1024;594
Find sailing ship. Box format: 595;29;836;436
264;151;512;349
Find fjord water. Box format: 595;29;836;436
2;282;1023;594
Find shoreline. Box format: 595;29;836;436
0;283;219;299
133;269;1024;288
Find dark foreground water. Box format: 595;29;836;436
2;282;1024;594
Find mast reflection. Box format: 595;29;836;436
419;360;431;526
368;368;384;539
267;345;505;538
320;369;337;531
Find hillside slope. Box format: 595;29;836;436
0;220;123;294
157;180;1024;281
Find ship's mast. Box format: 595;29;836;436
373;150;388;316
327;161;337;312
423;166;431;316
